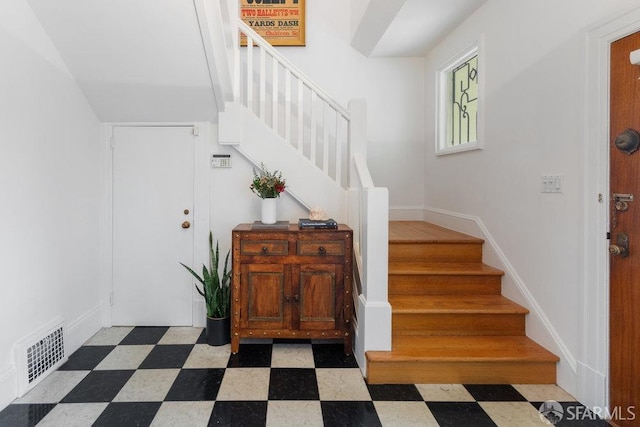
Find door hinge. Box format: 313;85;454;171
607;232;611;240
110;292;114;306
109;136;114;150
192;125;199;136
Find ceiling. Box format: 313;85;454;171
25;0;216;122
25;0;485;122
371;0;487;57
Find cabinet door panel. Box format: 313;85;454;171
295;264;343;330
241;264;288;329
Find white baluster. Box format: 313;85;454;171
310;91;317;165
323;104;329;174
297;79;304;153
272;57;279;134
259;47;266;120
247;34;253;112
285;69;291;144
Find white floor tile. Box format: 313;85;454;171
113;369;180;402
216;368;270;401
271;343;315;368
84;327;134;346
415;384;476;401
183;344;230;369
36;403;108;427
266;401;323;427
374;401;439;426
15;371;89;404
316;368;371;401
150;401;214;427
158;327;203;345
94;345;154;370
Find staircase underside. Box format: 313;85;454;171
366;221;559;384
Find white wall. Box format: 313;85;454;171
271;0;425;213
423;0;638;404
0;0;101;409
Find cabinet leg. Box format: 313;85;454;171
343;335;353;356
231;335;240;354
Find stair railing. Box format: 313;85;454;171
237;21;350;188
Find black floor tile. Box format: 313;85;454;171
93;402;161;427
119;326;169;345
321;401;382;427
164;368;225;401
60;370;135;403
312;343;358;368
139;344;193;369
533;401;613;426
273;338;311;344
208;401;267;426
227;344;272;367
57;345;115;370
196;328;207;344
367;384;423;401
268;368;319;400
463;384;527;401
428;402;497;427
0;403;56;427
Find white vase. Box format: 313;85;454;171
261;198;277;224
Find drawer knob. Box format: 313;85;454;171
262;247;268;254
318;246;326;255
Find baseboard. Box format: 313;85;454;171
423;207;578;393
66;305;103;356
577;362;607;411
388;206;425;221
0;365;17;411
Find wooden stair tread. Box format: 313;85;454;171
389;295;529;314
389;221;483;244
367;336;559;363
389;262;504;276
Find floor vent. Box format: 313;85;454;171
14;317;66;397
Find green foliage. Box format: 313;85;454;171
180;232;231;318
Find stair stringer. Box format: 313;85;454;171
219;103;348;222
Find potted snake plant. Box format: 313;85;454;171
180;232;231;346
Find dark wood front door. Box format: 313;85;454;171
609;31;640;427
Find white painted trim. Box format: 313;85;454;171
583;4;640;411
101;123;211;328
66;305;102;355
423;207;577;385
354;294;392;377
0;365;17;411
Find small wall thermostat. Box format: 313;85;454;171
211;154;231;168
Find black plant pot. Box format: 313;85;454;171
206;316;231;346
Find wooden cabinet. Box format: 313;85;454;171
231;223;353;354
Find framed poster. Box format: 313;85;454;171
240;0;305;46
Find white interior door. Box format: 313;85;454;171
112;126;194;326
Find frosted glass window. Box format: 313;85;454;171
436;40;483;155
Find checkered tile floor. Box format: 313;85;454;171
1;327;610;426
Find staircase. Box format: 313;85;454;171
365;221;559;384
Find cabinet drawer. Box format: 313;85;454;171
297;240;345;256
241;240;289;256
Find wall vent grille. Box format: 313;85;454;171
14;317;66;397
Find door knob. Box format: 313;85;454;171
609;245;627;256
609;232;629;257
181;221;191;229
614;128;640;155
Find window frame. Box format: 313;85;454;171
435;38;484;156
